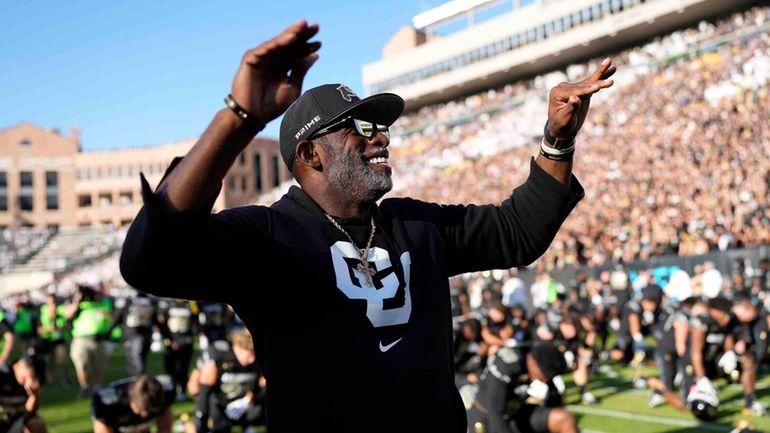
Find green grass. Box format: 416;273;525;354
36;344;196;433
28;345;770;433
562;362;770;433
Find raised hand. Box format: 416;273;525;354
231;20;321;127
547;57;616;139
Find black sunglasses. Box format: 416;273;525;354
309;116;390;140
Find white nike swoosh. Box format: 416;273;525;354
378;337;403;352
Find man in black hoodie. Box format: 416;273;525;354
120;20;615;433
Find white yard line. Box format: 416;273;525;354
566;405;732;431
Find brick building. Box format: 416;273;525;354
0;122;291;229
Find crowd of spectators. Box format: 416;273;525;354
0;250;127;315
388;6;770;272
0;228;54;273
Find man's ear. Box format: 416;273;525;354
295;140;322;170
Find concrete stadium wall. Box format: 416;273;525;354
0;271;53;298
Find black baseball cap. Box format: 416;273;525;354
279;84;404;171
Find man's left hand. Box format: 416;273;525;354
547;57;616;139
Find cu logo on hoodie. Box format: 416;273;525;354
336;85;358;102
330;242;412;327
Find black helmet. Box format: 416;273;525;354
688;381;719;421
691;398;717;421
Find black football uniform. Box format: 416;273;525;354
467;347;560;433
614;294;667;362
543;302;584;360
196;340;264;433
687;312;735;381
120;295;157;375
754;306;770;367
0;362;31;433
649;300;678;391
197;303;230;346
91;375;175;432
453;318;484;385
158;299;196;394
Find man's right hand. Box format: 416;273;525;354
230;20;321;127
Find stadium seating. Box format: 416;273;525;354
389;6;770;271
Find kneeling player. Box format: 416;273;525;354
91;374;175;433
0;356;47;433
191;329;264;433
688;297;767;417
467;341;576;433
647;376;720;421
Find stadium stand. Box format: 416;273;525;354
0;228;54;273
7;227;126;274
389;5;770;271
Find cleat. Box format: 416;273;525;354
649;392;665;408
742;401;768;417
581;392;597;405
633;377;648;390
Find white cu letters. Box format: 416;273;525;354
330;241;412;328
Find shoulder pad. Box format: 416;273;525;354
496;347;520;365
691;315;709;330
96;386;120;406
627;301;642;313
155;375;175;392
213;340;231;352
209;340;232;362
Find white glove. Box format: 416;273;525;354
718;350;738;375
224;395;251;421
563;351;576;370
514;384;530;398
552;375;566;395
688;377;719;406
527;380;550;401
693;376;718;396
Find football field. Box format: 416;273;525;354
34;347;770;433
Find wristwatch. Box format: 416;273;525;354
543;122;575;149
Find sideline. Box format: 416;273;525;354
566;405;732;431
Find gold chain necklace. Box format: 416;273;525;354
324;214;376;287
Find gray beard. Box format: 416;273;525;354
323;142;392;203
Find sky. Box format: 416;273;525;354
0;0;461;151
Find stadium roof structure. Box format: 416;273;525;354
412;0;519;32
363;0;755;111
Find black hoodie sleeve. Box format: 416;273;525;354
386;158;583;276
119;158;271;303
